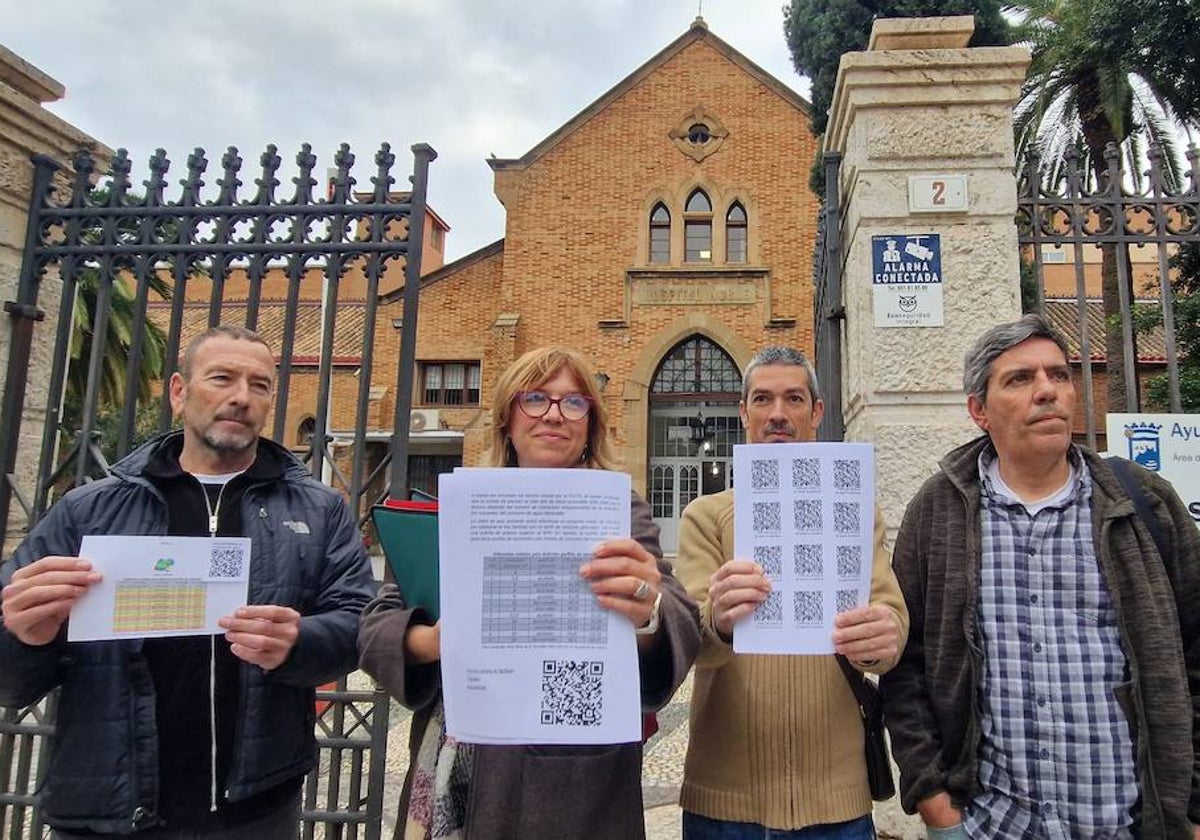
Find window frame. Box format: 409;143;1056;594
649;202;671;264
684;189;713;263
420;361;482;406
726;202;747;263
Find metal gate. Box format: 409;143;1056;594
812;142;1197;445
812;151;844;442
1;140;437;838
1016;141;1198;446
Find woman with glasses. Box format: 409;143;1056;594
359;345;701;840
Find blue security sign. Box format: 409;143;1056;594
871;233;943;328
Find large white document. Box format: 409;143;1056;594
731;442;876;655
438;468;641;745
69;534;251;641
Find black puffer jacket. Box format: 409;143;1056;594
0;432;376;834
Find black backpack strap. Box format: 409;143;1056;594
1105;456;1170;563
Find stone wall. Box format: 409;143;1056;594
0;44;109;553
825;17;1031;537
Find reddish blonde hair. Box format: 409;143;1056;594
483;346;617;470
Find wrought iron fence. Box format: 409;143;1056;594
812;151;844;442
0;697;55;839
0;140;437;837
1016;141;1199;446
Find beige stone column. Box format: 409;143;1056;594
0;45;110;553
824;17;1031;535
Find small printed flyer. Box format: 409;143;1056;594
70;534;250;641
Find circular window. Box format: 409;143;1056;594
687;123;711;146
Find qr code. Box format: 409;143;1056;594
794;591;823;625
753;502;781;534
794;544;822;578
833;459;861;491
836;589;859;614
833;502;861;535
208;546;245;579
751;459;779;491
836;545;862;579
541;660;603;727
755;591;783;624
792;458;820;490
794;500;822;532
754;545;782;580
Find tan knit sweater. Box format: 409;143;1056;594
675;490;909;830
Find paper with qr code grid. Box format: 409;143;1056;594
68;535;250;641
437;467;641;745
731;442;875;655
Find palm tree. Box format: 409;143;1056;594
1012;0;1200;411
65;270;169;418
61;187;171;457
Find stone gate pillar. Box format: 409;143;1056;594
0;45;109;553
824;16;1031;533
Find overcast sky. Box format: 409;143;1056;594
3;0;812;262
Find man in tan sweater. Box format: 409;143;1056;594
675;346;909;839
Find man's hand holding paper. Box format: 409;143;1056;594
1;556;103;646
832;603;901;665
219;604;301;670
708;559;770;640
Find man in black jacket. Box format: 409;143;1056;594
1;326;376;837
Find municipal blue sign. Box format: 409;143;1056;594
871;234;942;285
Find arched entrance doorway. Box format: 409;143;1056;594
648;335;745;553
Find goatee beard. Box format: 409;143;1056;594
202;431;256;453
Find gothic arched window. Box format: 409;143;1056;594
684;189;713;263
649;203;670;264
651;335;740;397
726;202;747;263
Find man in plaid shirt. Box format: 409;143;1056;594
882;315;1200;839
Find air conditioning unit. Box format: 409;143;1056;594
409;408;441;432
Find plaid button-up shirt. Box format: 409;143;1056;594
964;447;1139;839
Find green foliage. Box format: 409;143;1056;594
783;0;1011;137
1012;0;1199;412
65;398;172;458
785;0;1011;193
60;187;173;458
1109;0;1200;123
1013;0;1200;189
67;272;169;411
1019;257;1040;313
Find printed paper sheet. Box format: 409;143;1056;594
68;534;250;641
438;468;641;745
731;442;876;655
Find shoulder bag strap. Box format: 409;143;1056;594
835;653;873;709
1106;456;1170;563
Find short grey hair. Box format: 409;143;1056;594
180;325;273;380
741;346;821;404
963;314;1070;403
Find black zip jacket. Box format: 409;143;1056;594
0;431;376;834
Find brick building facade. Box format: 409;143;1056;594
376;19;819;550
153;19;819;552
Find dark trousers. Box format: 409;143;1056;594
683;811;876;840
